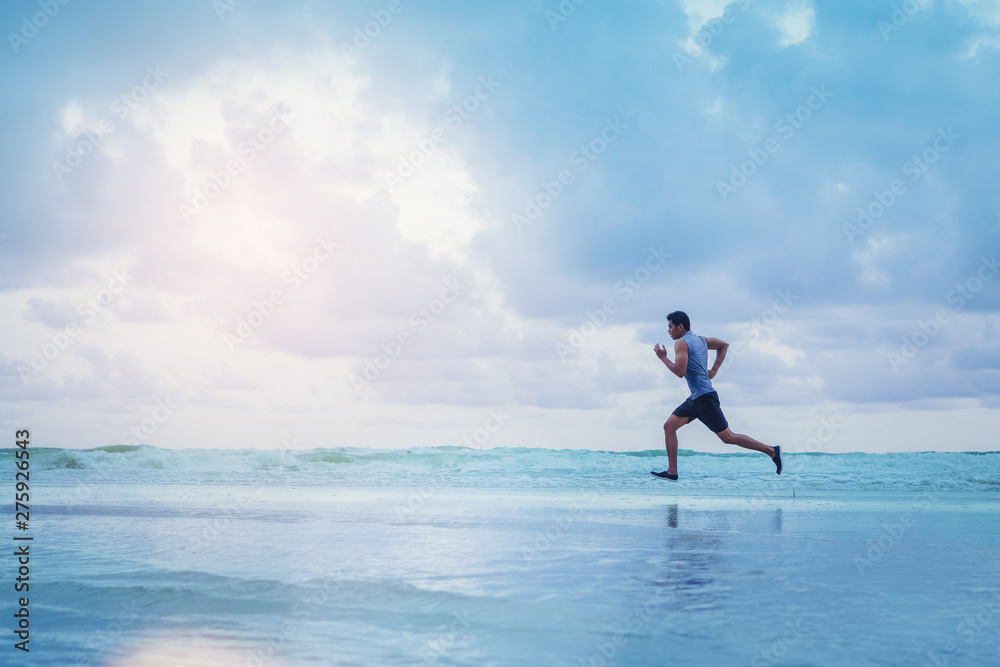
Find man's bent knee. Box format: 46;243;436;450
665;416;689;434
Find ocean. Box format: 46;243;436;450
1;446;999;666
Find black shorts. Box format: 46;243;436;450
672;391;729;434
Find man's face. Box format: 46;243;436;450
667;321;683;340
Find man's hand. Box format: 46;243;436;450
705;337;728;380
654;343;668;361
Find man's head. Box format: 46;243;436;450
666;311;690;340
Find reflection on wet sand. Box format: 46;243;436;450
649;503;785;608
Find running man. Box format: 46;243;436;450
650;311;781;480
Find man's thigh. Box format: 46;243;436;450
693;392;729;433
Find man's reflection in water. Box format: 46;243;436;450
666;504;678;528
651;504;723;605
720;501;785;534
663;503;784;534
649;503;784;607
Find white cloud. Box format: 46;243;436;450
852;237;894;287
675;0;815;55
770;0;815;47
956;0;1000;26
677;0;737;32
5;1;1000;452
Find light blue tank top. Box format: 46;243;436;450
681;331;715;399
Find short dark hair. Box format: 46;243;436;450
667;311;690;331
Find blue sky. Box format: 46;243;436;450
1;0;998;453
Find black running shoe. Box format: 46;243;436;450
650;471;679;481
772;446;782;475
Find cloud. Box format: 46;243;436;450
770;0;815;46
1;0;999;450
23;297;77;328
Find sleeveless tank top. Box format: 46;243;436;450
681;330;715;399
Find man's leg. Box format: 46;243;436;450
698;393;782;474
663;414;691;475
714;428;775;458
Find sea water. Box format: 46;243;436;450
1;446;999;666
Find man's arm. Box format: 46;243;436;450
654;340;688;378
705;337;729;380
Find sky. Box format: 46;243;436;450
1;0;998;454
